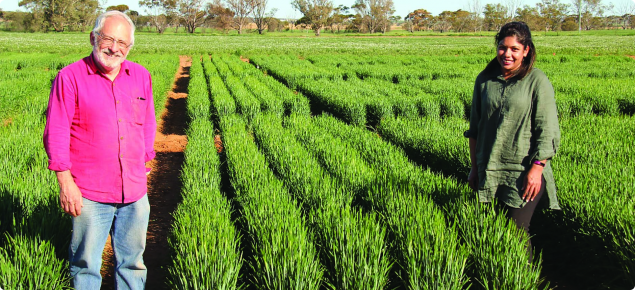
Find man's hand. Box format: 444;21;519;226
56;171;83;217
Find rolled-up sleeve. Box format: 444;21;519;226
530;74;560;162
143;73;157;162
43;73;76;172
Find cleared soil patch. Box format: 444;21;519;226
214;134;224;153
2;118;12;127
100;56;191;289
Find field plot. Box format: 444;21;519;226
1;33;634;290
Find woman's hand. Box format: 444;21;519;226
468;138;478;191
522;163;544;202
468;166;479;190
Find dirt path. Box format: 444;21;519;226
100;56;191;289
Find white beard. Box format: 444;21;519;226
93;44;127;71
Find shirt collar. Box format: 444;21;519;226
494;66;517;82
86;52;130;76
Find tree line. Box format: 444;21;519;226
0;0;633;35
405;0;635;34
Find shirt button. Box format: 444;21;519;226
120;154;123;158
120;136;124;140
116;100;120;104
118;119;122;122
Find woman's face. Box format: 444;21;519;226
497;35;529;78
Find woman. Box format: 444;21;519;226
464;22;561;262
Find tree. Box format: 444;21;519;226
389;15;400;25
561;15;579;30
265;16;283;31
106;4;130;12
404;9;432;32
616;0;635;29
19;0;67;32
178;0;208;33
4;11;37;31
225;0;257;34
515;5;542;31
571;0;612;30
504;0;522;21
467;0;484;33
72;0;99;32
139;0;178;33
206;0;234;32
329;5;351;33
537;0;569;35
483;3;508;31
291;0;333;36
126;10;140;27
377;0;394;33
435;10;453;33
253;0;276;34
450;9;472;32
19;0;99;32
352;0;394;33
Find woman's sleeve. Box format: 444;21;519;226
530;72;561;162
464;76;481;139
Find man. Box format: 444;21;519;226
43;11;156;289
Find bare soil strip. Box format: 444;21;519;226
100;56;191;289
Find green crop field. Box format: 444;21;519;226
1;31;634;289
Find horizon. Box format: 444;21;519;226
0;0;630;19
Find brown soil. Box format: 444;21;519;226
627;55;635;60
2;118;12;127
100;55;191;289
240;56;250;63
214;134;224;153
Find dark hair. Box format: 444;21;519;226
484;21;536;80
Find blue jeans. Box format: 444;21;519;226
69;194;150;290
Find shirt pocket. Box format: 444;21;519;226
131;97;147;125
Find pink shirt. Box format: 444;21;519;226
43;54;156;204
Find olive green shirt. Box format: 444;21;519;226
465;67;561;209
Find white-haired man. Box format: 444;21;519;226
43;10;156;289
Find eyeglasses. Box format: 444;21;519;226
95;32;132;49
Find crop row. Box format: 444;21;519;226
166;58;241;289
213;53;633;286
253;113;391;289
251;54;635;125
211;54;311;117
376;115;635;284
283;114;542;289
202;52;545;288
222;113;324;289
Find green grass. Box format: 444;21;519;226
1;32;634;289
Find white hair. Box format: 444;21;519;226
92;11;136;47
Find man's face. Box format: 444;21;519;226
92;17;132;73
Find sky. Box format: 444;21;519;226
0;0;626;19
